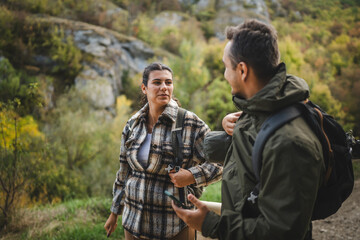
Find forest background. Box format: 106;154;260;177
1;0;360;239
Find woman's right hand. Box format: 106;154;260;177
222;112;242;136
104;212;118;237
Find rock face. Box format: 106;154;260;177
181;0;270;39
34;16;158;111
27;0;272;111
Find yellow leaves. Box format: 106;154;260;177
116;95;132;111
278;36;305;73
0;108;44;150
112;95;132;140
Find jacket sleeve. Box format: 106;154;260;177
110;122;131;215
187;118;223;187
202;135;323;239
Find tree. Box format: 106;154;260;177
0;101;44;228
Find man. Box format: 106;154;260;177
172;19;324;239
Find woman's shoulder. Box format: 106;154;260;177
182;109;209;129
123;106;147;132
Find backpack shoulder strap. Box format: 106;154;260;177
248;104;302;203
171;107;187;204
172;107;187;166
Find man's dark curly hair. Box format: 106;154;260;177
225;19;280;82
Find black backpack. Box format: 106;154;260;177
248;100;354;220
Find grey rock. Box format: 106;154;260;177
40;17;157;111
153;11;184;28
213;0;270;39
195;0;215;12
31;55;56;70
75;68;115;109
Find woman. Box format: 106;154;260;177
104;63;223;239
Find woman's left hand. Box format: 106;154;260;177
169;168;196;188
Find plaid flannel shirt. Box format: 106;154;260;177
110;99;223;239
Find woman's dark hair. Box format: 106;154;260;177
142;62;173;87
140;62;181;107
225;19;280;82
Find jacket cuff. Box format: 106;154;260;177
201;211;220;238
188;166;207;186
110;204;124;215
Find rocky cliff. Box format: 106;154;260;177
3;0;273;114
29;16;170;112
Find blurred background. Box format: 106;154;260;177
0;0;359;239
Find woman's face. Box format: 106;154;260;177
141;70;173;110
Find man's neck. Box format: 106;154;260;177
244;73;268;99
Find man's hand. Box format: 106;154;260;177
222;112;242;135
172;194;209;231
169;168;196;188
104;212;118;237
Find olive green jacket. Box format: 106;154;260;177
202;63;324;240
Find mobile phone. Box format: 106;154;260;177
164;190;191;209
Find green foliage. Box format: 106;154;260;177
0;101;45;228
200;181;222;203
28;162;87;203
1;197;124;239
131;12;204;54
132;14;162;47
273;0;360;135
44;89;132;197
0;57;43;115
42;26;83;85
278;36;305;72
206;78;236;130
168;40;210;110
203;39;226;79
0;8;83;93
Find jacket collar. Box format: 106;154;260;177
136;99;179;123
233;63;309;115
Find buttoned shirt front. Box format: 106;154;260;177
111;99;222;239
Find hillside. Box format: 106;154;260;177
1;0;360;236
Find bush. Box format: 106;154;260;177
45;89;132;197
0;57;43;116
0;102;45;228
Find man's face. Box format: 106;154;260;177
223;41;243;96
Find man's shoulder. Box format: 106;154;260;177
268;116;322;154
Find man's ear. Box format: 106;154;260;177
236;62;248;82
141;83;146;94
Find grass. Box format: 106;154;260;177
0;198;124;240
200;181;222;202
3;165;359;240
0;184;222;240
